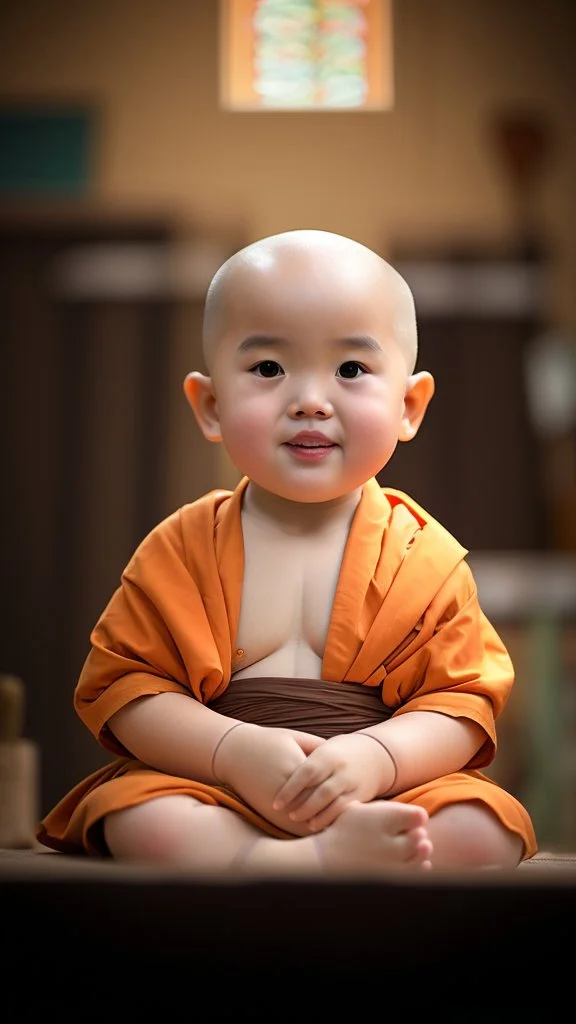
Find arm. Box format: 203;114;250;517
109;692;244;784
378;565;514;769
361;709;486;794
108;692;323;834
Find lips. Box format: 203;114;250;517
285;431;336;448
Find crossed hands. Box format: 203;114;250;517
214;723;393;835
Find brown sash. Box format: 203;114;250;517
208;676;393;739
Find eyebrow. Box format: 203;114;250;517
237;335;290;354
237;334;383;354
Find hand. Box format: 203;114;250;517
271;732;395;831
214;723;325;835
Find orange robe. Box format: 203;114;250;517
36;476;537;858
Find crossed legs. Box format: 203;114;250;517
103;794;523;876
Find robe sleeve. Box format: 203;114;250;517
383;561;513;768
73;508;227;756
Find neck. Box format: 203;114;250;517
242;483;362;536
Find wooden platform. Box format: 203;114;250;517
2;847;574;1013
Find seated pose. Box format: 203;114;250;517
37;229;538;875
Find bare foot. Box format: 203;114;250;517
313;800;433;876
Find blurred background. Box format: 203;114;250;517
0;0;575;850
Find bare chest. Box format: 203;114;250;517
234;521;348;678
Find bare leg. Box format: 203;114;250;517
103;796;433;877
427;801;524;869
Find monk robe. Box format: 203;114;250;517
36;476;538;859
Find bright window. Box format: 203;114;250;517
220;0;393;111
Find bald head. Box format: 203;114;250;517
202;229;418;373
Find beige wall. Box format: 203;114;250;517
1;0;575;325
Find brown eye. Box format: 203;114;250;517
338;361;365;379
252;361;284;378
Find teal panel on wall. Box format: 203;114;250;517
0;107;92;195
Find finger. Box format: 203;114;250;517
272;764;328;809
286;777;345;821
281;787;320;819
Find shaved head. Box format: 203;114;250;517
202;229;418;373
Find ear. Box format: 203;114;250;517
183;371;222;443
398;371;435;442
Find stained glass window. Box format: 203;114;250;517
220;0;393;111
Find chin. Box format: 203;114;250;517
272;482;354;505
238;464;366;505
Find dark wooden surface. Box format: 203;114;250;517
2;847;574;1013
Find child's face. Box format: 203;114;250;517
187;250;432;505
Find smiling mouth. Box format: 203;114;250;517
287;441;336;448
283;437;338;460
285;432;337;448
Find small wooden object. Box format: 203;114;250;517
0;674;39;847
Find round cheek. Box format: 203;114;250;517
348;402;399;456
217;403;268;476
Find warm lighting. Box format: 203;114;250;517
219;0;393;111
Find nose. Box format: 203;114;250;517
287;379;334;419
